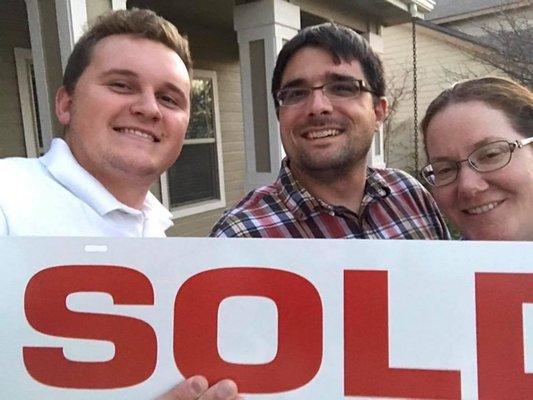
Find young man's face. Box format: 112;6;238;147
277;46;387;180
55;34;191;190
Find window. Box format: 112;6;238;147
161;70;225;218
14;47;44;158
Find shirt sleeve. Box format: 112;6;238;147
209;215;238;237
209;213;251;237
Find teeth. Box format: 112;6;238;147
306;129;341;139
117;128;154;141
465;201;502;215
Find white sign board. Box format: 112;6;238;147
1;238;532;399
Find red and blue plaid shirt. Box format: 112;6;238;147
210;159;450;239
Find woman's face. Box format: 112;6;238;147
425;101;533;240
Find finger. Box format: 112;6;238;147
198;379;239;400
156;376;209;400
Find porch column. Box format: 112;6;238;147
363;32;386;168
55;0;88;71
25;0;55;151
234;0;300;191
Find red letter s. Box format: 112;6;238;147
23;265;156;389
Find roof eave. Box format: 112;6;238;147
379;0;436;26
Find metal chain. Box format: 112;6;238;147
411;18;419;173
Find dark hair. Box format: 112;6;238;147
62;8;192;94
421;77;533;149
271;22;385;109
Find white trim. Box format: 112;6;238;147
384;0;434;18
168;197;227;220
14;48;40;158
55;0;87;71
24;0;54;152
111;0;127;10
160;69;226;219
184;138;216;145
368;127;386;168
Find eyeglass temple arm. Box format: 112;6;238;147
517;136;533;148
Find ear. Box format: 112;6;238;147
373;96;389;126
55;86;72;126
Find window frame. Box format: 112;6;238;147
160;69;226;218
14;47;43;158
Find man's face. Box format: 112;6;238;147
278;46;387;179
55;34;191;189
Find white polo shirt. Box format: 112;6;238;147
0;138;173;237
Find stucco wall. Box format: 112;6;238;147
0;0;31;158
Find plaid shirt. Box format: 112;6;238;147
210;159;450;239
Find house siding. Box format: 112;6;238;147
86;0;112;24
383;23;500;172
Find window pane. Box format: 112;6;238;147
168;143;219;207
187;77;215;139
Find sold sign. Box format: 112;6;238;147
1;238;532;399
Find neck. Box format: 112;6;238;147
93;172;152;210
290;162;367;214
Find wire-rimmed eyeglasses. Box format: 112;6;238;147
275;79;376;107
420;137;533;187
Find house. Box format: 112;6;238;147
382;0;531;172
1;0;435;236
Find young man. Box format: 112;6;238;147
0;9;241;400
211;23;449;239
0;9;190;237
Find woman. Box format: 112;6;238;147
419;77;533;240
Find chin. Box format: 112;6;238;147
465;228;520;241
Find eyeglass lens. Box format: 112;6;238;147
277;80;363;106
422;141;513;186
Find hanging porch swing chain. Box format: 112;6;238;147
411;18;419;172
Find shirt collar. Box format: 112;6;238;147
39;138;173;227
277;158;390;221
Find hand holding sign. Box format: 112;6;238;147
156;377;242;400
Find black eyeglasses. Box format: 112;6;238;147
420;137;533;187
275;79;376;106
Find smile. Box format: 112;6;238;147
463;200;504;215
114;127;160;142
304;129;342;140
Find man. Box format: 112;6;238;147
0;8;240;400
0;9;189;237
211;23;449;239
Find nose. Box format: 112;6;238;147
456;165;490;199
307;88;333;115
130;92;162;121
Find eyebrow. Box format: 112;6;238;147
428;137;511;162
100;69;138;79
280;73;361;89
101;69;188;99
